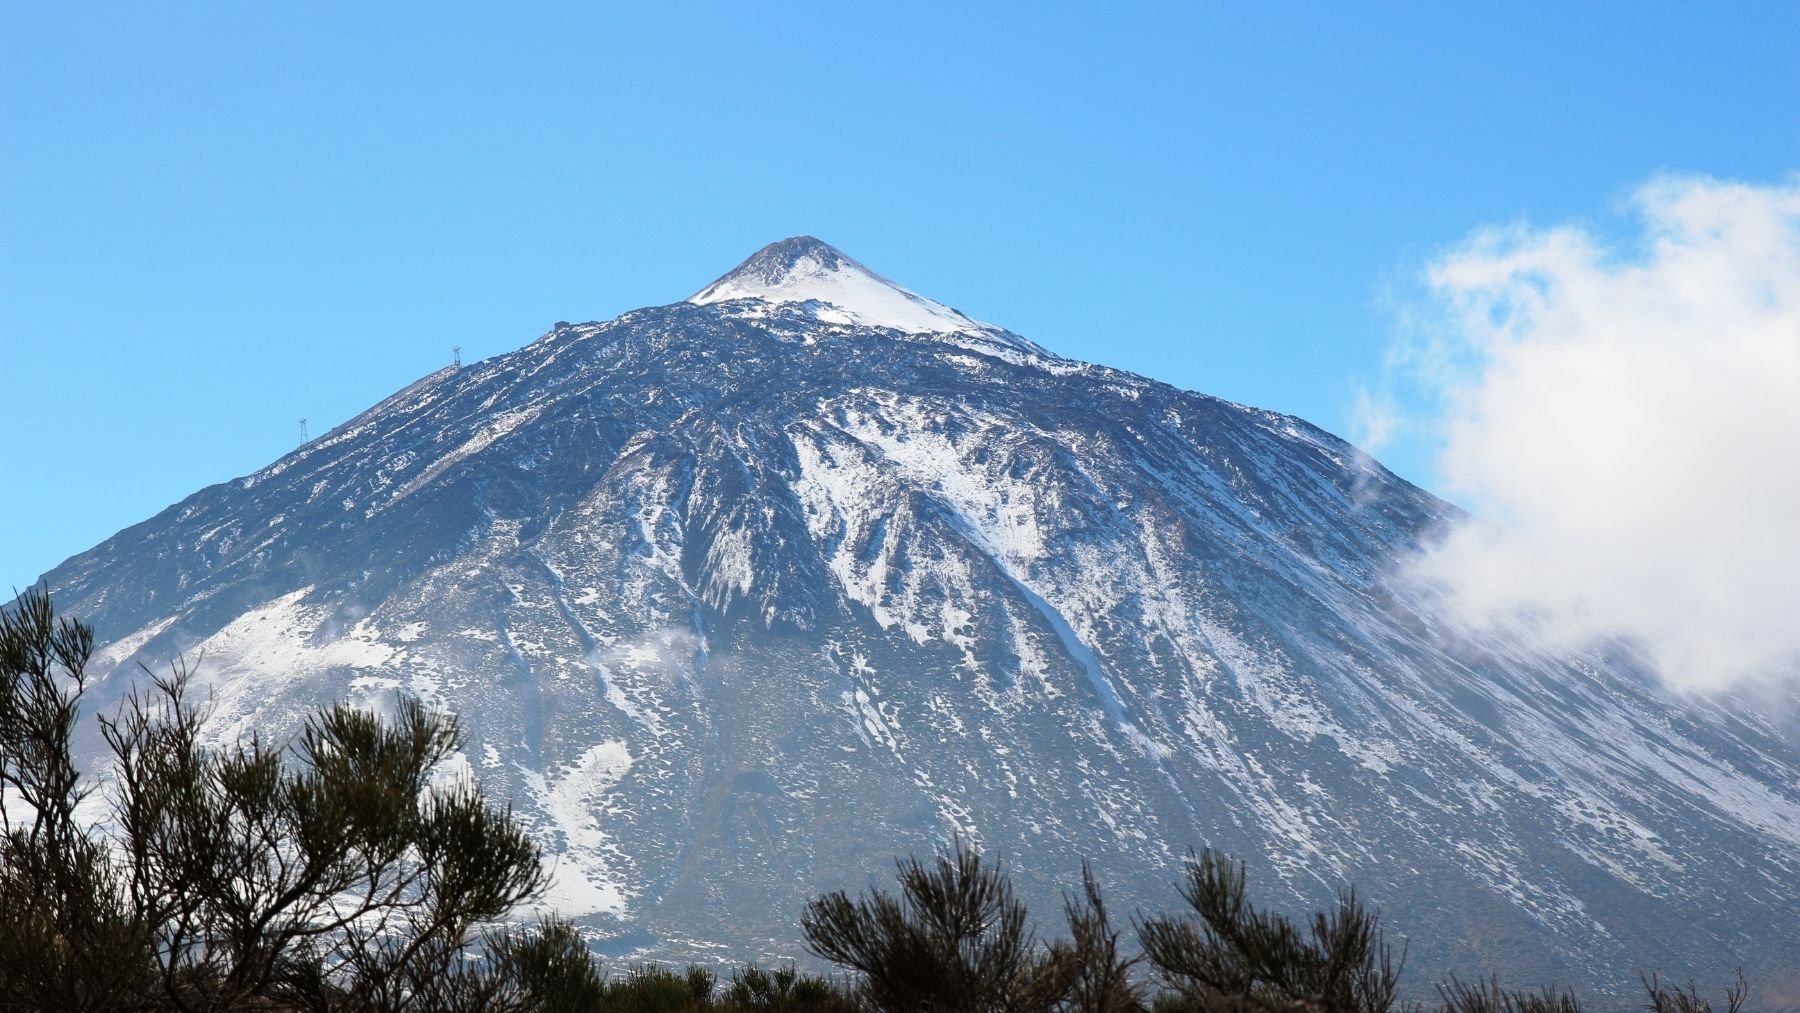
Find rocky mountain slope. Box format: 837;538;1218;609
37;238;1800;992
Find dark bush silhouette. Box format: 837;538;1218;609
1640;971;1746;1013
0;587;157;1009
724;963;852;1011
1048;861;1144;1013
801;837;1072;1012
0;588;550;1012
1433;971;1748;1013
590;963;718;1013
1135;849;1401;1013
1437;976;1585;1013
456;917;610;1012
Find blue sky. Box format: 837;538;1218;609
3;2;1797;591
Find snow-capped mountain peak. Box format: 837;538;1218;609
688;236;990;335
33;243;1800;992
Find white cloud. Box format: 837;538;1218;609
1350;385;1398;454
1391;174;1800;690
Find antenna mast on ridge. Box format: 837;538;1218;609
298;417;309;444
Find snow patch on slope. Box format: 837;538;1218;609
522;740;635;917
183;587;401;742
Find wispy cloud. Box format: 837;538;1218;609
1388;174;1800;690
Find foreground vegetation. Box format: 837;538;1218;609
1;590;1752;1011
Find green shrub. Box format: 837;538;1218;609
801;837;1070;1012
0;588;548;1012
599;963;719;1013
723;963;853;1011
1135;849;1402;1013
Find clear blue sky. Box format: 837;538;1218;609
3;2;1796;591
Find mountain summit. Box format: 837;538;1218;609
30;247;1800;992
689;236;1002;337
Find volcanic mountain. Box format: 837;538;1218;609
36;238;1800;992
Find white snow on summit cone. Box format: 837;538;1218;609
690;236;1007;338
